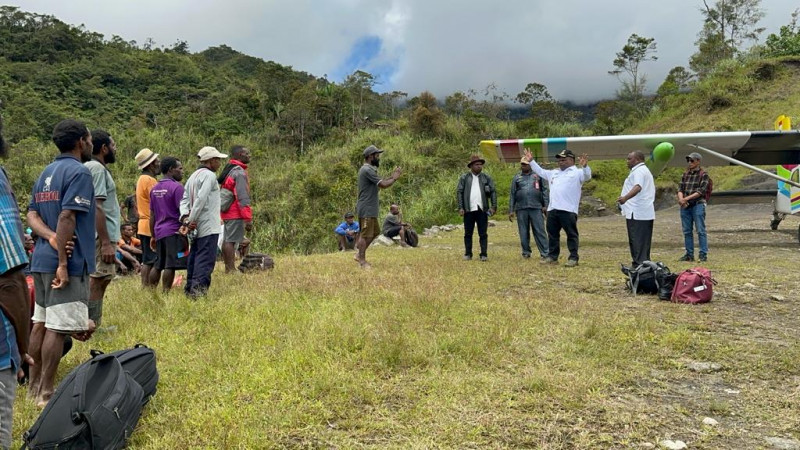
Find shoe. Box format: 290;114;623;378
699;254;707;262
540;257;557;265
565;259;579;267
480;255;488;262
522;253;531;259
677;254;694;262
463;255;472;261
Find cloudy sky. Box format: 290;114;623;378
12;0;799;103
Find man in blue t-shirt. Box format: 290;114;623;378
26;119;97;408
334;212;360;251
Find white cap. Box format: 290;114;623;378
197;146;228;161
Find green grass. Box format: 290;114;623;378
13;205;800;448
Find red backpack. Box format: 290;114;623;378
671;267;716;304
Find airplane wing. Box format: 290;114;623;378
480;131;800;168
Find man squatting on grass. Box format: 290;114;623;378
0;113;36;446
27;119;97;408
180;146;227;298
149;157;188;292
617;151;656;267
135;148;161;287
219;145;253;273
523;148;591;267
84;129;121;327
355;145;402;269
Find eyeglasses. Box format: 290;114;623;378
686;159;696;163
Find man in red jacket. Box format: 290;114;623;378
218;145;253;272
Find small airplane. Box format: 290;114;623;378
479;115;800;242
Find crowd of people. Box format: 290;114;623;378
0;116;713;447
0;118;255;445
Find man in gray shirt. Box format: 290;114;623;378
83;129;120;326
355;145;402;269
180;146;228;298
509;157;549;260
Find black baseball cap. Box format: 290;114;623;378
363;145;384;158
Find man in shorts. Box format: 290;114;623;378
355;145;402;268
218;145;253;273
135;148;161;286
26;119;97;407
149;157;188;292
84;129;121;327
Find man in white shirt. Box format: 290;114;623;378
617;151;655;267
523;148;591;267
456;154;497;261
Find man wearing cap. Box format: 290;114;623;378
134;148;161;287
457;154;497;261
617;151;655;267
523;148;591;267
218;145;253;273
180;146;227;297
355;145;402;268
334;212;360;251
84;129;121;326
509;157;549;260
677;152;710;262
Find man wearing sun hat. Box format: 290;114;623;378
134;148;161;287
180;146;227;298
522;148;591;267
457;154;497;261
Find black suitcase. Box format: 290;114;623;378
23;354;144;449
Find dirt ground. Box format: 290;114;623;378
582;203;800;449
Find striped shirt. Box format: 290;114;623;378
0;306;20;372
0;167;28;275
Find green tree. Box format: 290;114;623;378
609;33;657;118
656;66;694;98
690;0;765;78
444;91;476;123
764;8;800;57
410;91;445;136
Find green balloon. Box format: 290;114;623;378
653;142;675;162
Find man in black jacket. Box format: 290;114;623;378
457;154;497;261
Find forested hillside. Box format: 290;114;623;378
2;4;800;254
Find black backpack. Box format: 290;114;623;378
621;261;677;299
239;252;274;272
89;344;159;405
22;354;144;449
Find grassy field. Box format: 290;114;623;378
13;203;800;449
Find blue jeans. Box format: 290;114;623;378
680;203;708;257
516;208;548;257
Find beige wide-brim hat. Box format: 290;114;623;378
134;148;160;170
197;146;228;161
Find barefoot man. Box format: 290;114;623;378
355;145;401;269
26;119;97;407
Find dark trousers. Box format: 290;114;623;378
626;218;654;267
546;210;579;261
185;234;218;298
463;209;489;257
516;208;548;257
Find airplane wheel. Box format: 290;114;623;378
770;219;781;230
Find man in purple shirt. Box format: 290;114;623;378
148;157;187;292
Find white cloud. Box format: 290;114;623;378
12;0;799;102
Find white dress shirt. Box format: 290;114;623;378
528;161;591;214
620;162;655;220
469;173;483;212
